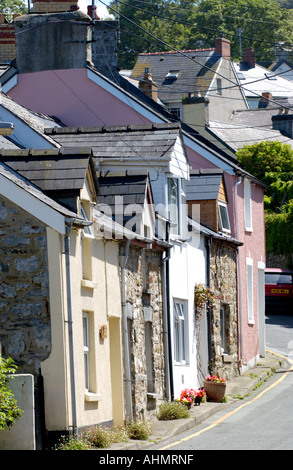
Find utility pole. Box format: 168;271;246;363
116;0;120;43
237;28;244;60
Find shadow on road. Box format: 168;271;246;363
265;314;293;329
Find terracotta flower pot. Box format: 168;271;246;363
203;380;226;402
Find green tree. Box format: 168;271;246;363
109;0;197;68
193;0;293;62
110;0;293;69
0;357;23;430
236;140;293;258
0;0;26;17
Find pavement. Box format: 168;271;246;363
106;350;292;451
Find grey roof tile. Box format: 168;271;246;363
45;123;183;161
131;49;219;102
0;148;96;193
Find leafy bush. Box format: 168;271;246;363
157;401;190;420
0;357;23;430
55;435;93;450
126;420;151;440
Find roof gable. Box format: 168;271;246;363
131;49;219;102
0;148;99;211
186;170;227;202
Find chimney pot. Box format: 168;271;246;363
87;5;100;20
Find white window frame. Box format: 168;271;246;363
246;257;254;324
220;304;229;354
83;312;90;391
173;300;188;365
244;179;253;232
218;201;231;233
81;203;94;238
167;177;180;236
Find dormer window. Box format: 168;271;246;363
165;70;180;80
218;201;231;233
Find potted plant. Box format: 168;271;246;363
203;374;226;402
194;283;218;314
176;388;197;409
194;388;206;406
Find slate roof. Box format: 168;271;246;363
0;160;83;221
186;169;225;201
0;135;20;149
0;92;62;147
188;217;242;246
0;148;98;194
98;174;152;211
207;119;293;151
131;49;219;103
234;62;293;99
45;122;184;161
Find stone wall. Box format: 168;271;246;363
0;196;51;376
91;21;119;82
124;244;165;420
209;241;239;380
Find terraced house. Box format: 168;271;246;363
0;0;267;449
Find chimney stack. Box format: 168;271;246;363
214;37;231;59
31;0;79;13
272;112;293;138
242;47;256;69
0;14;20;64
139;72;158;102
14;10;92;73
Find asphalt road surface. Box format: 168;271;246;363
150;313;293;451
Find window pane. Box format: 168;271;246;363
168;178;179;235
173;300;187;363
218;203;230;231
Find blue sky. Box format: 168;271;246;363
78;0;113;19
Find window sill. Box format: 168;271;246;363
222;354;233;363
245;227;253;233
81;279;97;289
147;392;162;400
85;392;102;402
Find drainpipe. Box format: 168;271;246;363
234;176;244;366
119;238;133;422
162;221;174;401
162;245;172;401
205;236;213;367
64;219;77;435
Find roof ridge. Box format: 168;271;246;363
139;48;215;56
45;122;181;135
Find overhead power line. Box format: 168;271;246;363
98;0;293;112
114;0;293;50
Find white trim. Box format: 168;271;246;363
244;178;253;232
0;173;66;234
87;68;165;124
218;200;231;233
246;257;254;324
182;134;235;173
1;74;18;93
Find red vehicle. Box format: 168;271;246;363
265;268;293;314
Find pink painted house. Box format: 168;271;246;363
1;0;266;375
